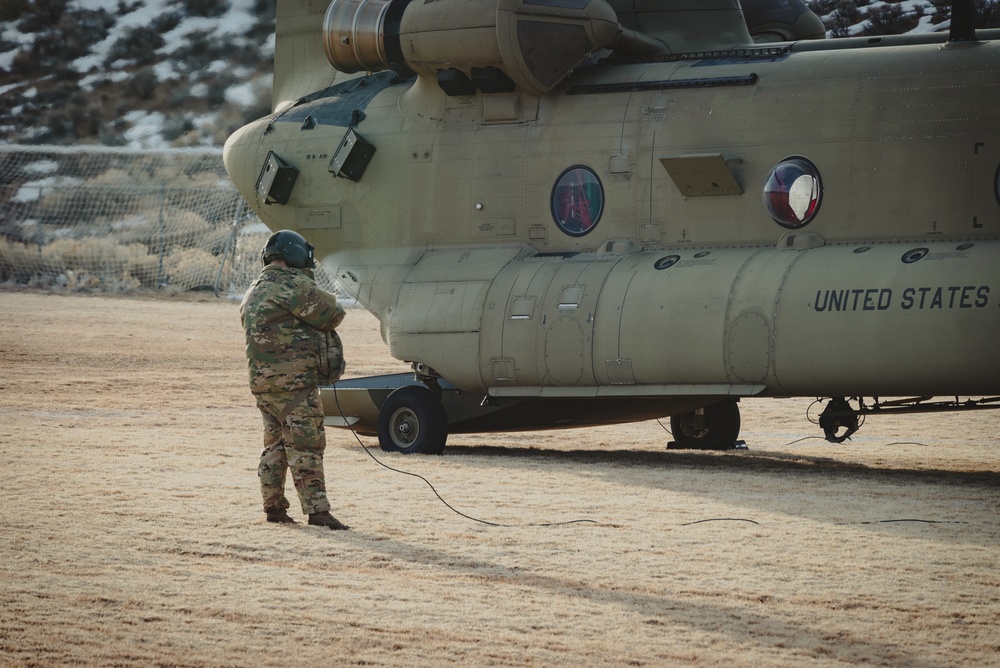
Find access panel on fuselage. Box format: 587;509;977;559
480;255;619;388
609;249;751;386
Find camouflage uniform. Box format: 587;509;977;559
240;264;345;515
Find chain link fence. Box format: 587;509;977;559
0;145;337;299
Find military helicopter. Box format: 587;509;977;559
224;0;1000;453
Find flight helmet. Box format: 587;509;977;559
261;230;315;269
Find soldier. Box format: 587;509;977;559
240;230;349;530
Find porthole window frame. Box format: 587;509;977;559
654;255;680;270
550;164;605;238
762;155;823;230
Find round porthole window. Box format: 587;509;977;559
551;165;604;237
762;156;822;229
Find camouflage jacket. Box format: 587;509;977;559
240;265;346;394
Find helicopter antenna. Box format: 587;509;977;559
949;0;976;42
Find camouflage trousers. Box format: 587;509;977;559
254;388;331;515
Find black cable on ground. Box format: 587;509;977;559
331;387;956;529
835;519;967;525
783;435;829;446
332;386;600;528
655;418;673;436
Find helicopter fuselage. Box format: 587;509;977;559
225;35;1000;404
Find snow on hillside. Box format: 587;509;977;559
0;0;275;148
829;0;947;34
0;0;995;150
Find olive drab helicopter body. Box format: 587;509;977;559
224;0;1000;453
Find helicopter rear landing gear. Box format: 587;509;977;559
818;397;860;443
669;400;742;450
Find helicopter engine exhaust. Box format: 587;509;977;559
322;0;664;97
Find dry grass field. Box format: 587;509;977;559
1;291;998;667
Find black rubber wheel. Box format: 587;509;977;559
377;385;448;454
669;400;741;450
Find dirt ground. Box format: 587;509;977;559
1;290;998;667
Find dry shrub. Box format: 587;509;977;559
33;186;139;230
165;247;218;289
107;214;157;246
1;148;250;295
0;238;42;283
150;158;227;189
0;236;152;291
107;210;214;249
41;237;148;274
125;252;162;288
88;168;134;186
163;210;215;248
84;158;225;191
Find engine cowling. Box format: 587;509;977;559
322;0;663;97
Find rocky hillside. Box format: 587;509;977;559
0;0;275;148
1;0;997;149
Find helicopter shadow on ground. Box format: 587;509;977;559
429;443;1000;546
440;442;1000;484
